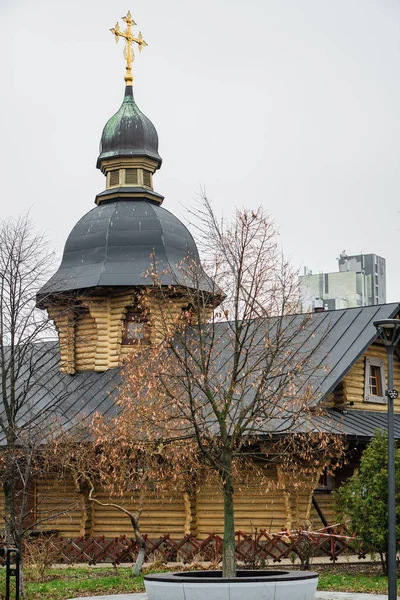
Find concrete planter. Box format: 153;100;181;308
144;569;319;600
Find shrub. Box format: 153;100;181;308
24;535;62;581
334;431;400;574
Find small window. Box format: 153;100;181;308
109;170;119;186
142;170;152;187
364;356;386;404
122;311;150;345
324;274;329;294
125;168;138;184
369;365;382;396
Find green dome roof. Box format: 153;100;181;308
96;85;162;169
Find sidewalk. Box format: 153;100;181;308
68;594;398;600
59;555;380;568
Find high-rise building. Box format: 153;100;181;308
299;251;386;312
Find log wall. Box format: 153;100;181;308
90;490;189;538
82;291;136;372
196;481;289;537
329;341;400;412
48;306;75;374
196;467;319;538
46;289;212;373
33;469;323;540
35;478;86;538
310;494;336;529
75;308;97;371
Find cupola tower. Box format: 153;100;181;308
37;11;217;374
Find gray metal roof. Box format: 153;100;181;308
3;303;400;442
324;409;400;441
0;341;121;443
175;302;399;409
304;302;400;401
38;200;215;299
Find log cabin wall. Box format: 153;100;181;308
195;467;319;538
309;493;335;529
35;478;86;538
90;490;189;538
48;306;75;374
35;469;321;539
48;288;211;373
196;479;285;537
74;308;97;371
329;341;400;412
0;483;39;534
35;478;189;538
81;291;136;372
309;461;362;530
139;292;212;348
275;466;320;531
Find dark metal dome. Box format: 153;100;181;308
96;86;162;168
38;200;214;299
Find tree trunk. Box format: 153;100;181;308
15;535;25;598
221;451;236;578
88;491;146;576
380;551;387;576
3;477;15;545
129;513;146;576
3;447;17;546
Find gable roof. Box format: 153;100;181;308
176;302;399;409
306;302;399;401
1;303;399;442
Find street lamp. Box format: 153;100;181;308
374;318;400;600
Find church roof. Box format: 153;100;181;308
38;200;215;299
4;303;400;443
37;20;216;302
96;86;162;169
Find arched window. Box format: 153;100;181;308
122;310;150;345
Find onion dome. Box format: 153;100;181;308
37;200;215;303
96;86;162;170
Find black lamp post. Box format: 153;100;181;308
374;318;400;600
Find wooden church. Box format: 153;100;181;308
13;12;400;541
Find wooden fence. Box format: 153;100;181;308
29;526;368;567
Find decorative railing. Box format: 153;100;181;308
29;525;368;567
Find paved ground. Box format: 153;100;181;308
61;556;376;568
67;596;147;600
68;594;398;600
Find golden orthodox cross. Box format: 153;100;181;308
110;11;148;86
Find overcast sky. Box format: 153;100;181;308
1;0;400;300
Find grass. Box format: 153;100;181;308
0;564;396;599
318;572;391;594
0;567;142;600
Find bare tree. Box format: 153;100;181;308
52;427;199;575
94;199;343;578
0;213;85;593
